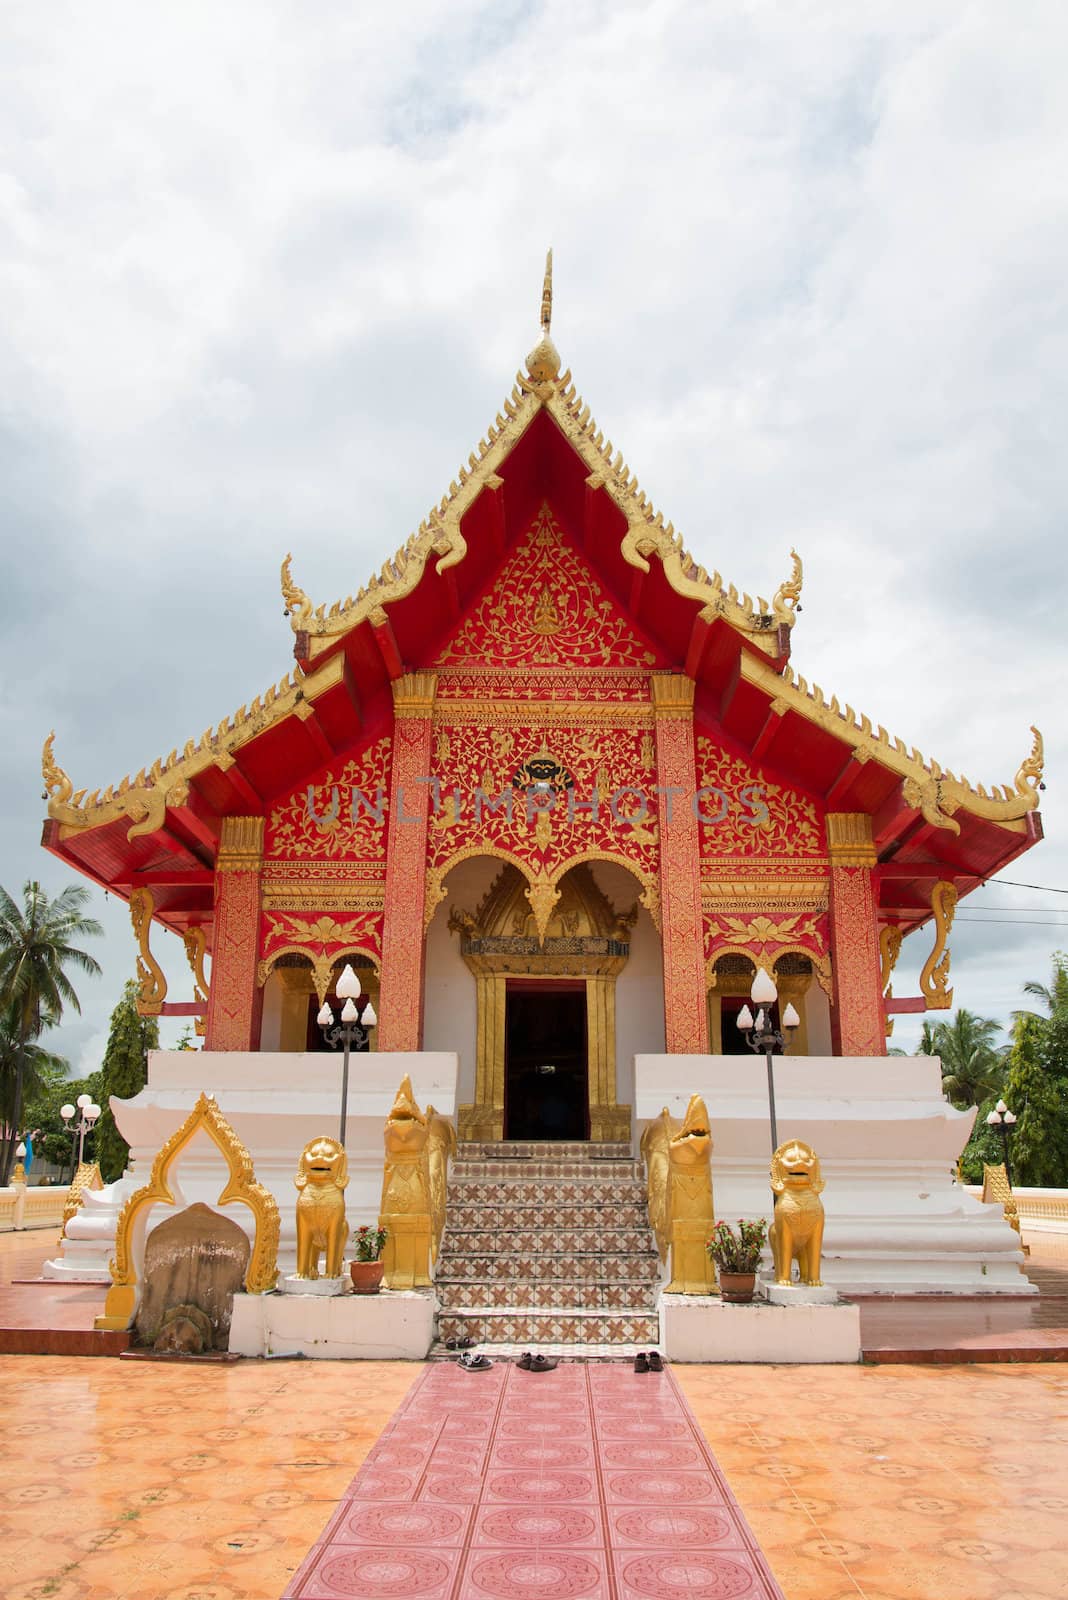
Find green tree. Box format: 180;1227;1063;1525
1014;951;1068;1027
1003;1012;1068;1187
932;1009;1005;1109
0;1008;68;1137
0;881;101;1183
915;1020;937;1055
94;981;159;1182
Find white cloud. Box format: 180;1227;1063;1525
2;0;1065;1062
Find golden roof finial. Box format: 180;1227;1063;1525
526;247;560;384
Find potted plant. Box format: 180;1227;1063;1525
707;1218;769;1303
350;1225;388;1294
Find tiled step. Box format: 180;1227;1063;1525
448;1180;646;1208
443;1227;653;1256
452;1160;641;1180
447;1201;649;1229
457;1141;633;1161
435;1250;662;1285
437;1307;662;1346
437;1279;659;1311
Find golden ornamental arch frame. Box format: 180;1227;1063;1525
257;942;381;1004
704;941;833;999
94;1091;279;1332
425;844;537;931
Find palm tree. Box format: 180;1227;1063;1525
1013;952;1068;1026
0;1003;69;1132
932;1009;1005;1109
915;1020;937;1055
0;881;102;1184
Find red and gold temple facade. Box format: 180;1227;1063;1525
41;265;1044;1143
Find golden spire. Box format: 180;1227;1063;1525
526;247;561;383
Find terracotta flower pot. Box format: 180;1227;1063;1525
718;1271;756;1304
350;1260;385;1295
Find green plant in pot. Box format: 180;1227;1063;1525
707;1218;769;1303
350;1225;388;1294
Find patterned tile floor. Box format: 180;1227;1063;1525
0;1352;1066;1597
284;1361;785;1599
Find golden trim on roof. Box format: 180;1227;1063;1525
43;654;346;838
740;651;1043;833
282;278;801;660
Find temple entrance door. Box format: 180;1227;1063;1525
504;980;589;1141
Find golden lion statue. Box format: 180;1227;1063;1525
425;1104;457;1263
641;1106;678;1265
662;1095;717;1295
294;1136;349;1280
769;1139;825;1286
379;1076;433;1290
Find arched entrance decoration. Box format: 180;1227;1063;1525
448;863;637;1142
95;1091;279;1332
257;948;380;1051
707;952;824;1055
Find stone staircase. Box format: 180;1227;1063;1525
434;1140;662;1350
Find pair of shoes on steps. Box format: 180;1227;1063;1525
516;1352;558;1372
458;1351;492;1370
633;1351;664;1374
445;1336;474;1351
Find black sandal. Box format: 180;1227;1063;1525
528;1354;558;1372
647;1352;664;1372
445;1336;475;1351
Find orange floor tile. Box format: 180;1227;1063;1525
0;1353;1065;1599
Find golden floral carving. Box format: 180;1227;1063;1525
129;888;167;1016
439;504;659;669
41;732;73;805
266;736;391;862
182;926;210;1038
920;881;958;1011
696;737;822;857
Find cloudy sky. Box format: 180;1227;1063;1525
2;0;1065;1074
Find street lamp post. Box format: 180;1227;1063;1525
61;1094;102;1176
736;967;800;1154
316;963;378;1149
985;1099;1018;1187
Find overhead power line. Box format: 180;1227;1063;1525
986;878;1068;895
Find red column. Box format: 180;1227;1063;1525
827;812;886;1056
204;817;264;1051
377;673;437;1052
652;675;710;1054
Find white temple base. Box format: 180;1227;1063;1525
279;1274;346;1297
41;1176;139;1281
636;1054;1034;1296
660;1293;862;1364
229;1288;437;1359
760;1281;840;1306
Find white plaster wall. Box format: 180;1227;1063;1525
589;861;665;1111
422;856;503;1109
805;981;833;1056
260;972;284;1052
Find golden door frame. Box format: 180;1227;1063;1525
447;863;637;1143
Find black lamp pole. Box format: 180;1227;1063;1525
736;971;800;1155
316;964;377;1148
985;1100;1018;1188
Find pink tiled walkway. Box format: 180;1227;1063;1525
284;1360;786;1600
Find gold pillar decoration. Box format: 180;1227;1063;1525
204;816;266;1051
426;1105;457;1262
294;1137;349;1279
95;1091;279;1331
130;887;167;1016
769;1140;825;1286
61;1161;103;1240
981;1162;1026;1252
826;812;885;1056
183;926;210;1037
378;672;438;1052
640;1106;678;1264
449;863;633;1143
919;880;958;1010
652;675;710;1054
663;1095;717;1295
379;1075;433;1289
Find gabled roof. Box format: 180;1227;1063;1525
41;255;1044;940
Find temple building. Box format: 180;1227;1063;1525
41;261;1044;1155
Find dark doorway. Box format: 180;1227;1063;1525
505;981;589;1141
